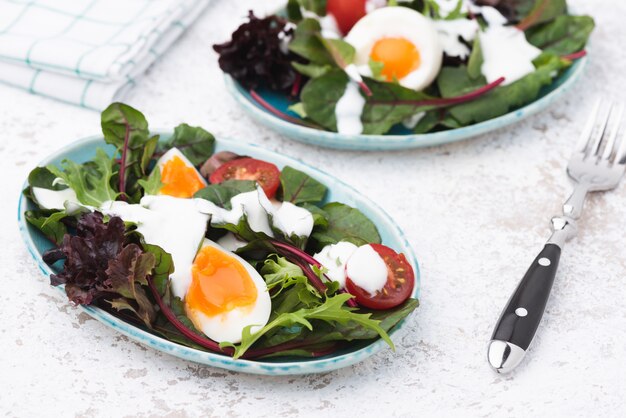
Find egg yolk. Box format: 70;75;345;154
186;246;258;316
370;37;421;82
159;155;205;198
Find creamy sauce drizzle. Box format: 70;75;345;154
31;187;78;211
345;245;388;295
335;81;366;135
101;196;210;299
435;18;479;59
313;242;358;287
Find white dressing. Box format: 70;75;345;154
197;188;275;237
273;201;314;238
216;232;248;252
478;6;541;85
479;26;541;85
335;81;366;135
100;195;210;298
313;242;358;287
402;111;426;130
31;187;78;211
345;245;388;295
435;18;479;59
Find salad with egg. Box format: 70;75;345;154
24;103;418;359
214;0;593;135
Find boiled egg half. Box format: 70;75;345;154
185;239;271;344
345;7;443;91
156;148;207;198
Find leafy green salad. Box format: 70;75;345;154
214;0;593;135
24;103;418;359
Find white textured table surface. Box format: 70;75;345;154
2;1;625;417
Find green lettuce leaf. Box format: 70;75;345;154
221;293;393;358
28;167;67;190
260;298;419;349
47;148;118;206
137;167;163;196
24;210;68;245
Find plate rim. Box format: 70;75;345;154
17;133;421;375
224;57;587;150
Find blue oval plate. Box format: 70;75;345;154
225;57;587;151
18;134;420;375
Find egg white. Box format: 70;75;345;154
185;239;272;344
345;7;443;91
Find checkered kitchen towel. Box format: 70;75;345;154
0;0;209;109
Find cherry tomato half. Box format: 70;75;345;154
345;244;415;310
327;0;367;35
209;158;281;198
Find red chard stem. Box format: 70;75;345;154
562;50;587;61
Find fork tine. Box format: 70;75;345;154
602;103;624;161
576;98;601;153
576;99;602;152
614;113;626;165
588;102;613;158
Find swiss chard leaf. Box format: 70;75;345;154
142;243;174;296
412;110;462;134
526;15;594;55
47;148;118;206
24;210;68;245
297;0;326;15
292;61;332;79
289;19;335;65
300;70;438;135
194;180;257;209
311;202;381;249
437;54;568;125
280;166;327;205
516;0;567;30
467;37;483;80
301;203;329;229
101;102;153;200
474;0;535;22
317;36;355;70
162;123;216;166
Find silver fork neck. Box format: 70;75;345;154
562;183;590;219
547;183;587;248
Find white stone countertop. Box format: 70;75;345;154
1;0;625;417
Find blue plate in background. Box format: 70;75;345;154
224;57;587;151
17;134;420;375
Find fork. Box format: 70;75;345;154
487;100;626;374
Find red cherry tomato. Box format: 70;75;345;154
327;0;367;35
209;158;281;198
345;244;415;310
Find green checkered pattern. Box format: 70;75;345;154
0;0;209;109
